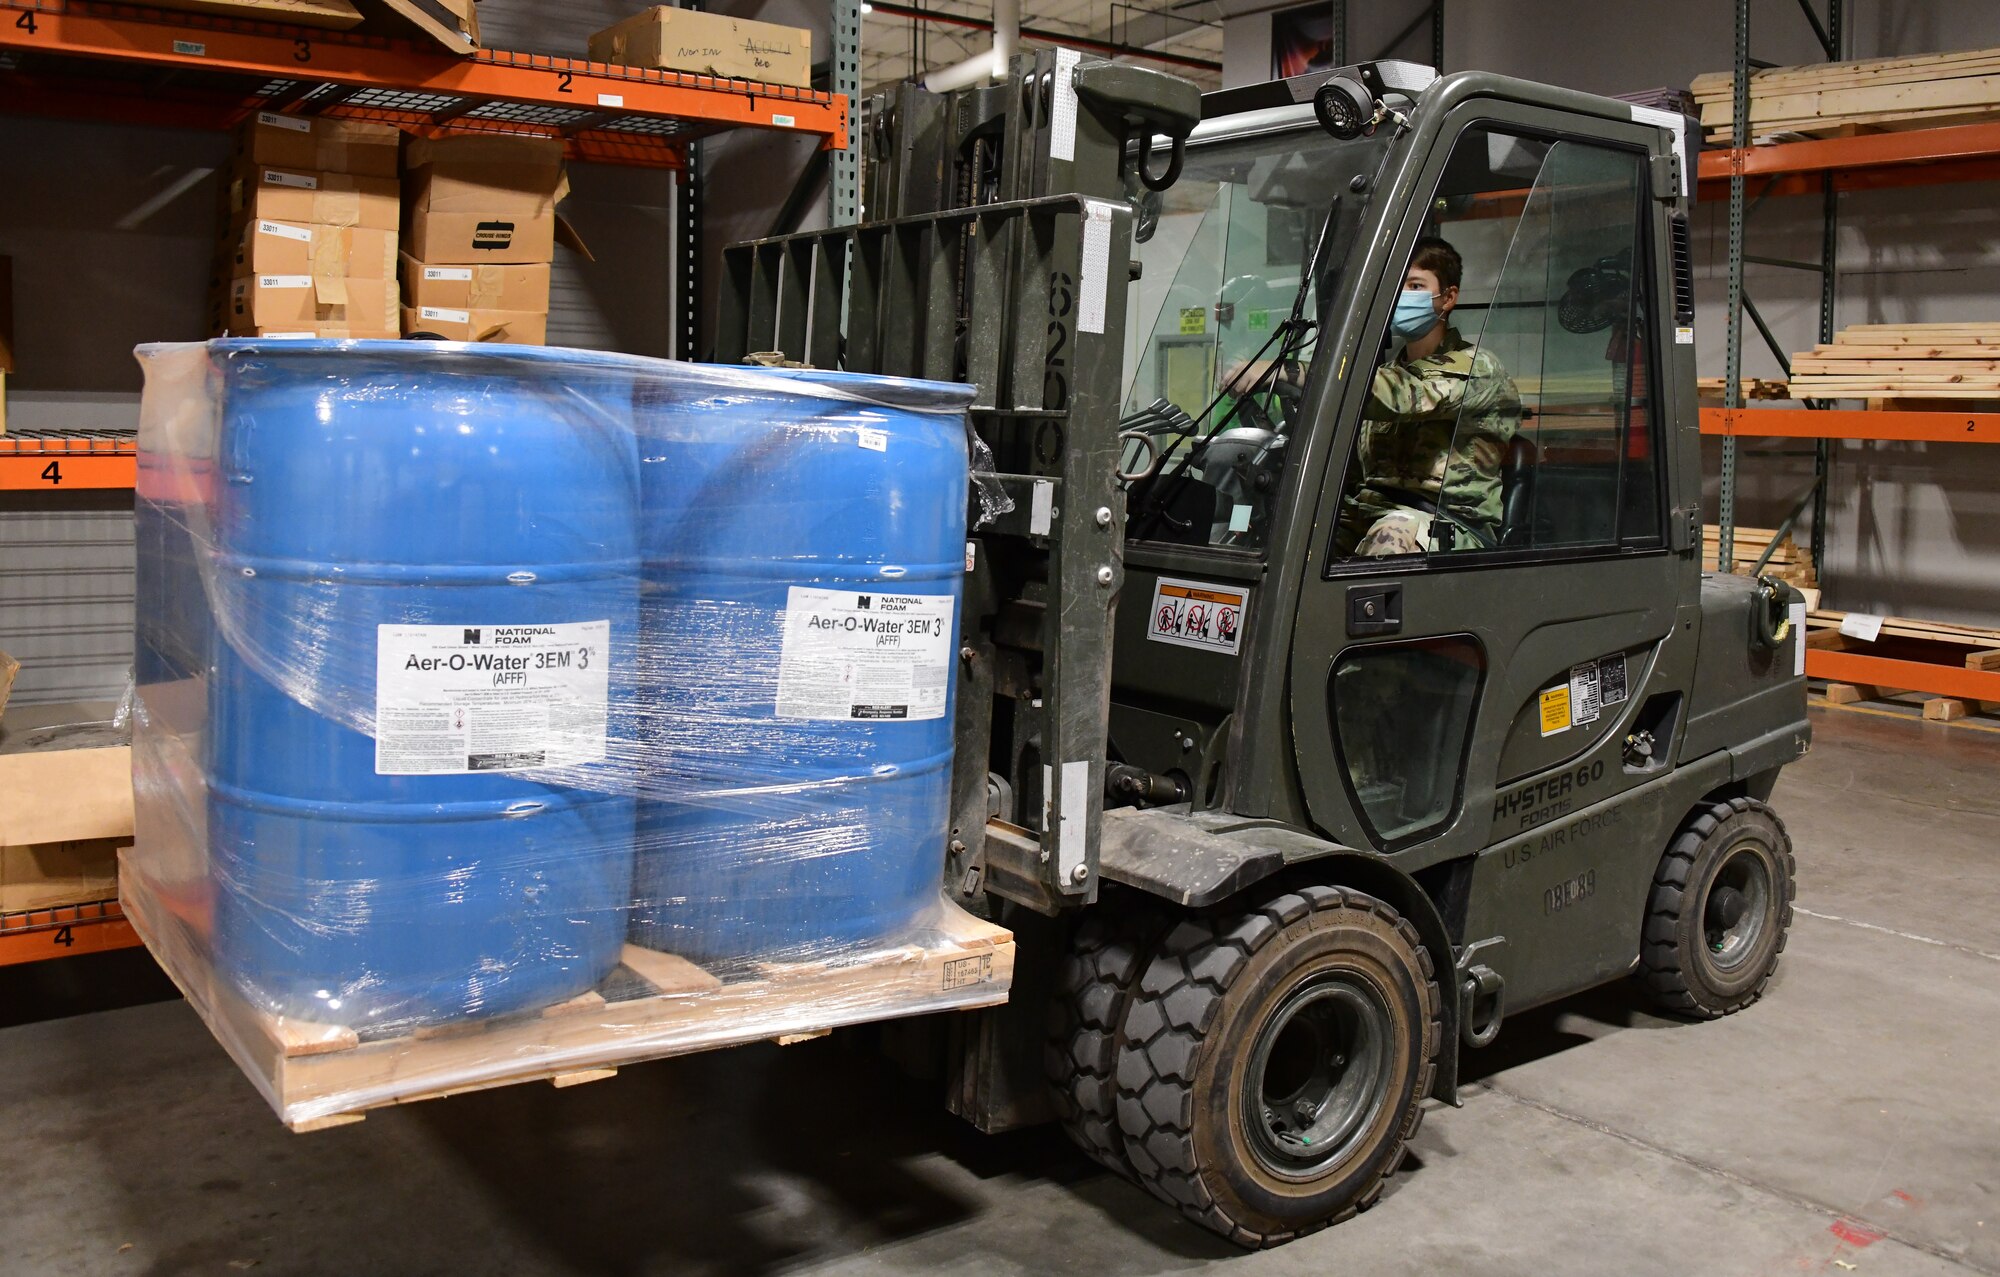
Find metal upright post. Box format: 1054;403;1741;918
1811;0;1844;571
1430;0;1443;72
1333;0;1347;67
1719;0;1750;570
832;0;862;227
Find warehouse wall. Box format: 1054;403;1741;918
1220;0;2000;625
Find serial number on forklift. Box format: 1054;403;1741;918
1543;868;1597;915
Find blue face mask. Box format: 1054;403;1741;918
1390;288;1440;341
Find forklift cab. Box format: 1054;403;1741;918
1111;68;1697;962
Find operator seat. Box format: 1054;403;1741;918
1497;434;1538;548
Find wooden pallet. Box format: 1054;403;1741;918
1696;376;1791;402
1692;46;2000;139
1786;323;2000;401
118;860;1015;1131
1805;609;2000;720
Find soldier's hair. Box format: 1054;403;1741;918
1410;236;1463;292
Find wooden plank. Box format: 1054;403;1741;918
620;944;724;996
1924;698;1970;722
1821;683;1880;704
550;1067;618;1088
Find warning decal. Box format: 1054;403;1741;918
374;621;610;775
775;588;955;722
1146;576;1248;655
1568;661;1603;727
1538;685;1572;737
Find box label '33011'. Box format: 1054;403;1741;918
374;621;610;775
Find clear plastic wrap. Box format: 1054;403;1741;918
127;338;1013;1129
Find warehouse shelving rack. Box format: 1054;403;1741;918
0;0;851;493
1702;0;2000;706
0;0;851;961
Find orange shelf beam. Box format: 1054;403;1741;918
1807;649;2000;703
0;901;141;966
1700;407;2000;444
0;0;846;156
1697;122;2000;200
0;435;139;490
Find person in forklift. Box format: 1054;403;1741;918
1334;235;1523;556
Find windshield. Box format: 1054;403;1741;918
1125;123;1393;551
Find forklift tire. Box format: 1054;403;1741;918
1045;906;1167;1177
1639;797;1796;1019
1113;885;1440;1248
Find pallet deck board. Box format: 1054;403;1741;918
118;859;1017;1131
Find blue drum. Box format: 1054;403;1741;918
631;367;975;964
136;339;644;1031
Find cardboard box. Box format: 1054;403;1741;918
404;136;566;264
1;839;124;913
0;648;17;720
589;7;812;88
367;0;481;54
229;272;399;334
403;305;548;344
230;164;400;234
231;323;402;339
238;112;402;179
229;219;397;285
399;254;551;312
146;0;363;29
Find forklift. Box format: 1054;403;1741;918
719;53;1810;1248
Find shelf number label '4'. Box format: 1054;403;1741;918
40;462;63;486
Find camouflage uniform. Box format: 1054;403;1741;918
1335;326;1522;557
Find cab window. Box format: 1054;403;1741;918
1330;127;1663;564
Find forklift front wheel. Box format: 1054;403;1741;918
1639;797;1796;1019
1113;885;1440;1248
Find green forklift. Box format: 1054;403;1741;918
720;53;1809;1248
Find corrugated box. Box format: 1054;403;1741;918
231;323;403;338
399;254;551;312
367;0;481;54
404;136;566;264
229;273;399;336
145;0;363;28
0;648;17;719
230;164;400;234
589;7;812;88
238;112;402;179
402;305;548;344
1;839;124;914
230;219;396;284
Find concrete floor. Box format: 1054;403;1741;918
4;705;1997;1276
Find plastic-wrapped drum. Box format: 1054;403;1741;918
135;339;644;1031
632;367;976;964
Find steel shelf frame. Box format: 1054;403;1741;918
0;0;848;170
1716;0;1844;573
0;898;139;966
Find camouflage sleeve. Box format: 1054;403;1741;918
1363;360;1468;422
1438;359;1524;527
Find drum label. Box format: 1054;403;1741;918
775;588;955;722
373;620;610;775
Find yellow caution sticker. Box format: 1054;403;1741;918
1178;307;1206;335
1538;685;1572;737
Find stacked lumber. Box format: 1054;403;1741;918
1696;376;1790;402
1788;323;2000;400
1805;610;2000;721
1702;524;1817;590
1691;46;2000;139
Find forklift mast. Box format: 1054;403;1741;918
717;50;1204;916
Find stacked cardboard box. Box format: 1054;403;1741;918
589;7;813;88
212;113;403;339
0;695;132;917
401;136;563;344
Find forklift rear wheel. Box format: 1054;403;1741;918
1044;905;1167;1176
1639;797;1795;1019
1113;885;1439;1247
